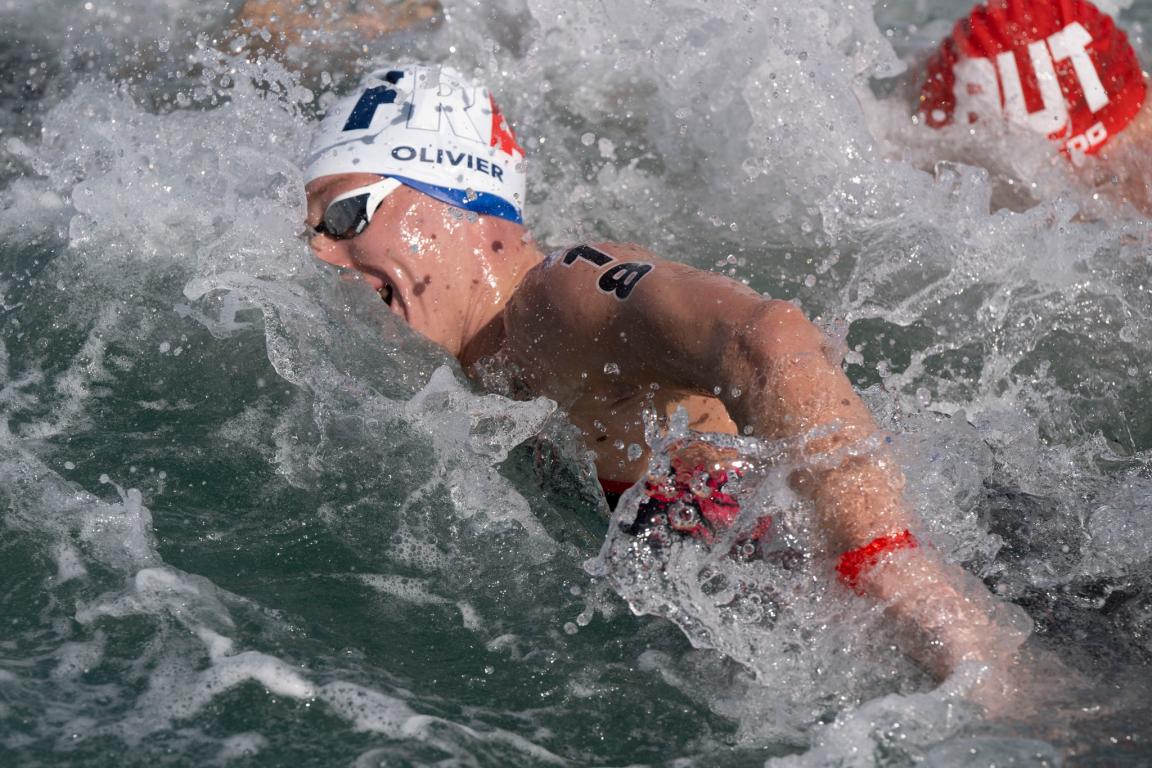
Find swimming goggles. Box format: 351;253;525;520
313;176;403;240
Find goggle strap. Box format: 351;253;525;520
364;177;403;214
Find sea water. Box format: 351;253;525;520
1;0;1150;765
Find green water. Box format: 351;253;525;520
4;0;1152;765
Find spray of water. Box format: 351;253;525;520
2;0;1151;764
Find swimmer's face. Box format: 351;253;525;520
306;173;493;357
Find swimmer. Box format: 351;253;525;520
242;9;1029;708
918;0;1152;212
230;0;441;59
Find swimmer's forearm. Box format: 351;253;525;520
234;0;301;36
233;0;439;49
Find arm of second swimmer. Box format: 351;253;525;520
232;0;440;51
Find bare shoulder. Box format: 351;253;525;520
504;241;796;394
509;241;773;334
509;243;662;330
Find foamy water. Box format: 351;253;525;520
2;0;1151;765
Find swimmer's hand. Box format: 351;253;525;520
233;0;440;52
859;548;1031;715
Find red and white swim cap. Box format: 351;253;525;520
920;0;1147;156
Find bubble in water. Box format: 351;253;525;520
604;362;620;375
580;132;596;146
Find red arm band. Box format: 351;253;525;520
836;529;918;592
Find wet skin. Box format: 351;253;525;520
306;173;738;482
306;173;528;360
307;172;915;539
306;172;1029;694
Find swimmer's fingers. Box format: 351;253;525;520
962;642;1090;722
956;653;1025;720
867;551;1030;679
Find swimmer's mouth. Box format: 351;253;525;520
377;280;408;323
346;264;405;322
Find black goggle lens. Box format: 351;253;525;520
317;193;371;240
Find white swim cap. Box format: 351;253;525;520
304;65;527;224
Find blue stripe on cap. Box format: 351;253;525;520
390;176;523;225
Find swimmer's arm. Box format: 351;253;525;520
509;242;899;537
508;242;1025;683
231;0;439;51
